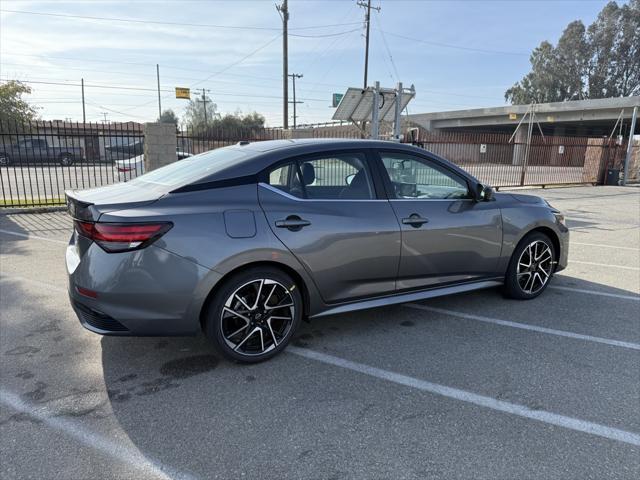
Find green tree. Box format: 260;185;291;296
212;110;266;132
0;81;38;124
158;109;179;125
505;0;639;104
183;101;266;134
182;97;219;132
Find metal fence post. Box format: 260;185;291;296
622;106;637;186
370;82;380;140
393;82;403;142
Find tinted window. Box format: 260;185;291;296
380;152;469;200
266;153;374;200
130;147;248;188
267;163;304;199
301;153;373;200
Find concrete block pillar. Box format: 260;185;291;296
511;127;528;166
143;122;177;172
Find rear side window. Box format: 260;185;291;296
131;147;248;189
266;152;374;200
267;163;304;198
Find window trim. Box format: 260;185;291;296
260;149;384;201
373;149;474;201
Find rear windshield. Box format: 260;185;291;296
130;147;248;188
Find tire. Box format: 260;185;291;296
503;232;556;300
204;267;303;363
0;154;11;166
59;154;74;166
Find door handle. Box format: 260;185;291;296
275;215;311;231
402;214;429;228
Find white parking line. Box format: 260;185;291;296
289;347;640;446
403;304;640;351
0;228;67;245
570;260;640;271
0;389;198;480
550;285;640;301
571;241;639;252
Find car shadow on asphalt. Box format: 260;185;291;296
94;275;639;477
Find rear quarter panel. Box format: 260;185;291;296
98;184;323;317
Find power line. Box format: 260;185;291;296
290;28;361;38
0;9;362;31
376;29;528;56
190;33;282;87
1;53;356;89
0;78;330;101
374;15;400;81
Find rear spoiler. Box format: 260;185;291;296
65;191;98;221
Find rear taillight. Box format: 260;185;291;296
74;221;172;253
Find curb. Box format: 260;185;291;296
0;206;67;215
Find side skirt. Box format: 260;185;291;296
311;280;503;319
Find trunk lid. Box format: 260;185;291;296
65;182;165;221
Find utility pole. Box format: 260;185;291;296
357;0;380;89
156;64;162;120
81;78;86;123
288;73;303;129
196;88;211;126
101;112;109;124
276;1;289;129
622;106;637;186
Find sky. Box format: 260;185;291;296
0;0;614;126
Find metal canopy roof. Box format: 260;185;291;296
332;86;415;122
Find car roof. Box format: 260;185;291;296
184;139;423;184
233;138;411;153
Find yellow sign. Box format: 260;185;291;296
175;87;190;99
547;115;555;123
508;113;517;120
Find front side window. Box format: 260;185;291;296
379;152;470;200
266;152;374;200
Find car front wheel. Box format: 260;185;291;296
204;267;302;363
504;232;556;300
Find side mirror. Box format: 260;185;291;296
483;186;494;201
345;173;355;185
474;183;494;201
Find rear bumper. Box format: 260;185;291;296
66;236;222;336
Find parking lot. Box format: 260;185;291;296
0;185;638;479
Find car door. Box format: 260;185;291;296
258;150;401;304
375;149;503;291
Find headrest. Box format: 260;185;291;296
301;162;315;185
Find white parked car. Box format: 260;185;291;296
116;151;192;182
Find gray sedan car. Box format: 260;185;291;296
66;139;569;363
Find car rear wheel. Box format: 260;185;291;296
504;232;555;300
204;267;302;363
0;154;11;166
59;154;74;166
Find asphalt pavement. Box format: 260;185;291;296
0;185;638;479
